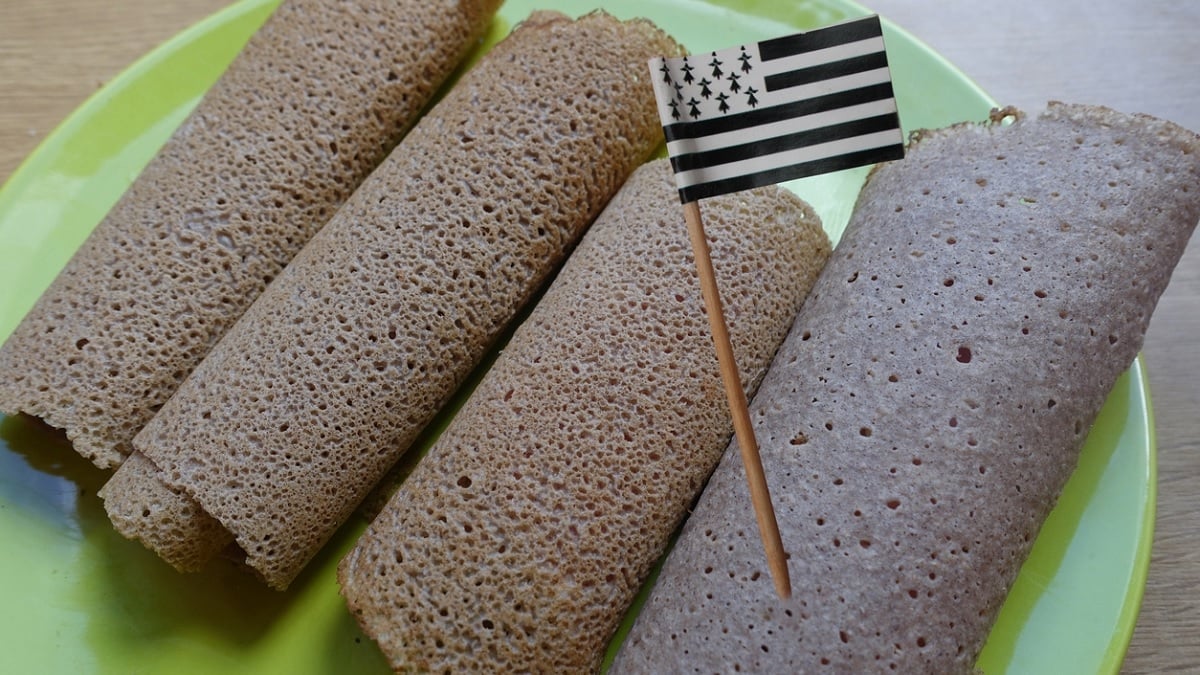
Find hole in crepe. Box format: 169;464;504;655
956;347;972;363
859;427;872;437
456;476;472;488
943;278;954;287
886;499;901;510
790;433;808;445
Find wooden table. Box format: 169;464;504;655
1;1;1196;672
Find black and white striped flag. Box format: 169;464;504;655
649;15;905;203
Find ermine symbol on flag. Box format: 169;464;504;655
649;14;905;203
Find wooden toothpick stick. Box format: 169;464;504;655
682;199;791;600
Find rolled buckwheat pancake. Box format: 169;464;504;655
106;11;679;588
610;103;1200;674
0;0;501;470
337;158;830;673
101;451;235;572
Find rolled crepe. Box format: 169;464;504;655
337;159;830;673
106;11;679;589
610;103;1200;673
101;451;234;572
0;0;501;469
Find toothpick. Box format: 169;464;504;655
682;199;791;600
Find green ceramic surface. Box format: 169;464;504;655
0;1;1153;673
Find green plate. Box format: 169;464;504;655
0;1;1153;673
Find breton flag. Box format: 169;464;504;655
649;14;905;203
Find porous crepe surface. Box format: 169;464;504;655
99;452;233;572
337;159;831;674
133;11;679;590
0;0;501;469
610;103;1200;674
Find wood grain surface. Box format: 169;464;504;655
1;1;1196;672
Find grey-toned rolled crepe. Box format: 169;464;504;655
106;11;680;589
0;0;501;469
611;103;1200;674
337;158;831;673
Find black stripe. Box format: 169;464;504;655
669;113;900;174
758;15;882;61
663;81;895;143
764;52;889;92
677;144;904;203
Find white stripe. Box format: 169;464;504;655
754;66;892;110
665;97;897;158
757;36;886;78
674;128;903;188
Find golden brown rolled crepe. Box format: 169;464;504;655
0;0;501;469
337;158;830;673
106;11;679;589
610;103;1200;673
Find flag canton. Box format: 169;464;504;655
653;44;765;122
647;14;905;203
